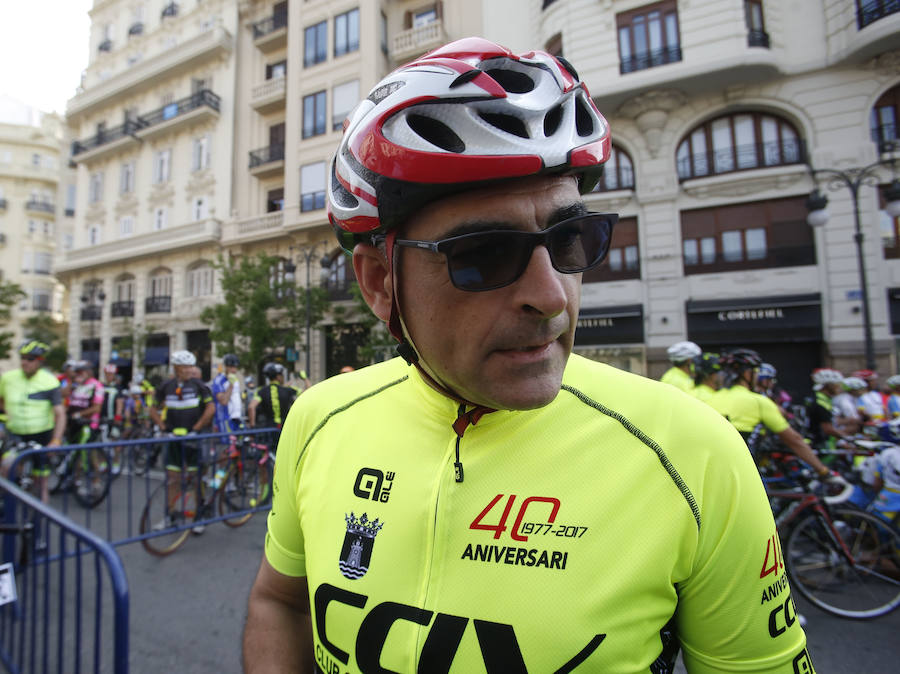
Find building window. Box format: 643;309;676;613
32;289;52;312
745;0;769;47
304;20;327;67
119;215;134;238
412;7;438;27
545;33;563;57
380;12;388;54
881;186;900;258
153;149;171;183
332;80;359;130
65;184;76;217
149;270;172;298
153;207;168;231
120;161;135;194
681;196;816;274
192;196;209;221
676;112;803;181
617;1;681;74
583;217;640;282
115;275;135;302
857;0;900;29
266;60;286;80
88;224;102;246
334;8;360;58
303;91;327;138
34;252;52;275
593;145;635;192
89;171;104;203
187;262;214;297
267;187;284;213
301;162;326;212
192;135;211;171
871;84;899;154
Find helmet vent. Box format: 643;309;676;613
449;69;482;89
575;97;594;137
330;163;359;208
479;112;529;139
406;114;466;153
556;55;580;82
484;68;535;94
543;105;563;137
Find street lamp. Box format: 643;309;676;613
80;283;106;367
284;243;332;377
805;144;900;370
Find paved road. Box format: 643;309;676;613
114;513;899;673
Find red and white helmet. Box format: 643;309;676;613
328;37;611;250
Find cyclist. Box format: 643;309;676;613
689;351;721;403
100;363;125;472
886;374;900;418
833;376;865;436
149;350;214;533
853;369;887;423
660;340;700;392
244;38;814;673
57;358;76;407
0;342;66;502
247;362;295;431
65;360;105;446
806;368;851;450
212;354;243;433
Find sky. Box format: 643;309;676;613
0;1;94;118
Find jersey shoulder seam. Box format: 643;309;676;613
295;375;409;469
561;383;701;529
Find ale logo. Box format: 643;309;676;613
339;512;384;580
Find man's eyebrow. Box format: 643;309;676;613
438;202;589;239
548;202;588;226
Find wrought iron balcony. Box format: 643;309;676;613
111;300;135;318
72;118;146;156
619;45;682;74
25;200;55;214
872;123;897;154
249;143;285;169
161;2;178;19
145;296;171;314
677;139;806;181
138;89;220;128
252;11;288;40
857;0;900;29
747;29;770;48
98;39;112;53
80;305;103;321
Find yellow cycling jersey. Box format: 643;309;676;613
266;355;812;673
708;385;789;435
690;383;717;404
659;366;694;393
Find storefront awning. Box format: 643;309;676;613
575;304;644;345
686;293;822;344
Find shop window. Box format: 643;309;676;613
583;217;640;283
334;8;360;57
303;91;327;138
676;112;803;181
593;145;635;192
304;20;327;67
617;1;681;74
681;196;816;274
871;84;899;154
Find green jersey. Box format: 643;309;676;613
0;368;61;435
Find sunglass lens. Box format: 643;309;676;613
446;232;527;291
550;216;611;271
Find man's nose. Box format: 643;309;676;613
513;245;569;318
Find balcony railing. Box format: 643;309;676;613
98;39;112;53
620;45;682;74
872;123;897;154
161;2;178;19
391;20;445;60
252;12;288;40
25;200;55;214
677;139;805;181
683;244;816;275
145;296;171;314
747;29;770;48
249;143;285;169
80;305;103;321
138;89;220;128
111;300;135;317
72;119;145;156
857;0;900;29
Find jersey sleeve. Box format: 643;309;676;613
676;418;813;673
759;395;788;434
264;398;308;577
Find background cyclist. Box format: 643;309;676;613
806;368;852;451
212;354;243;433
659;340;700;392
0;341;65;502
247;362;295;433
689;351;721;403
64;361;104;447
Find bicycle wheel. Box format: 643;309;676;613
784;506;900;619
72;447;112;508
218;457;270;527
139;479;192;556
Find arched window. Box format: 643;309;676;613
593;145;635;192
676;112;802;180
186;261;214;297
871;83;899;153
112;273;135;317
146;267;172;313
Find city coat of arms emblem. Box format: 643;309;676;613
339;512;384;580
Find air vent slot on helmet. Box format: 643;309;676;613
330;163;359;208
556;55;580;82
543;105;563;137
484;68;535;94
406;114;466;153
575;97;594;137
479;112;529;139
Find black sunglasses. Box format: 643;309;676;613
393;212;618;292
21;355;41;362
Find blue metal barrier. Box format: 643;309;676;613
0;476;129;673
7;428;277;548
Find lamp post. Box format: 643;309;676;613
284;243;332;377
80;283;106;367
805;145;900;371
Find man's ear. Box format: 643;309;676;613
352;243;392;323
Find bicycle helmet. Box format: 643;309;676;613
886;374;900;389
222;353;240;368
851;369;877;382
73;360;92;372
811;368;843;390
170;350;197;366
722;348;763;371
843;376;867;392
19;341;49;358
328;37;611;251
63;358;77;370
262;362;285;381
667;341;701;363
693;352;720;377
757;363;777;380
